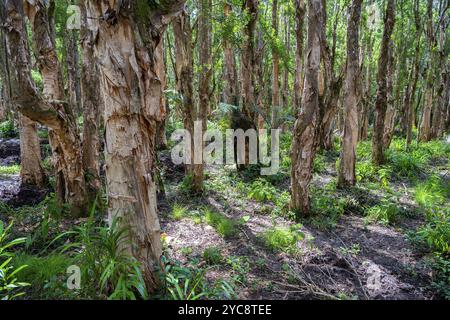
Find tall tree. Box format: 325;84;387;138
79;0;102;200
241;0;259;126
418;0;435;142
293;0;306;113
290;0;322;216
222;3;239;106
271;0;280;128
194;0;213;191
86;0;185;291
3;0;88;215
173;10;197;188
338;0;363;188
405;0;421;148
372;0;396;165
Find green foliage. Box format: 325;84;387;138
261;225;304;254
313;153;327;173
171;203;188;221
414;175;449;208
355;161;391;187
428;253;450;299
309;186;346;230
364;200;402;225
0;222;29;300
0;165;20;175
416;208;450;255
161;260;236;300
247;178;277;202
0;120;18;139
226;256;250;285
12;253;73;299
204;208;237;238
203;247;223;265
386;151;425;178
58;212;148;300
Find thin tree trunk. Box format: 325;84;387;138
290;0;322;216
173;12;196;186
80;0;101;200
194;0;212;192
418;0;435;142
223;3;238;106
282;10;290;112
406;0;422;147
293;0;306;114
383;44;396;149
271;0;280;128
372;0;395;165
155;39;168;150
338;0;363;188
241;0;258;126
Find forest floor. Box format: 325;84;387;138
0;135;449;300
156;136;449;300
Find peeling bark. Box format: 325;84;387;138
338;0;363;188
3;0;87;215
372;0;395;165
241;0;258;126
80;0;101;200
19;113;46;187
86;0;184;292
290;0;322;217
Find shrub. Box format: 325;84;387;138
415;175;449;208
0;119;18;138
0;164;20;175
171;203;188;221
416;208;450;255
161;260;236;300
313;153;327;173
58;215;149;300
203;247;223;265
386;151;425;178
261;225;304;254
204;208;237;238
12;253;74;299
364;200;402;225
247;178;277;202
0;222;29;300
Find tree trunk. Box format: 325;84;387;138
66;29;81;115
155;39;168;150
383;44;396;149
338;0;363;188
290;0;322;217
271;0;280;128
173;11;197;186
418;0;435;142
79;0;101;201
87;0;183;292
293;0;306;114
223;3;239;106
192;0;212;192
19;114;46;187
4;0;87;216
282;10;290;113
406;0;421;147
372;0;395;165
241;0;258;126
319;0;343;151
